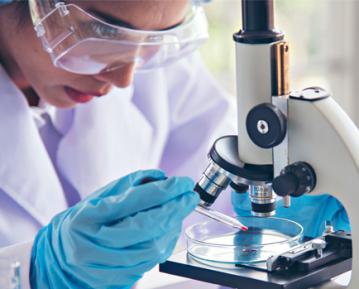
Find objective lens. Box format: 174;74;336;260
195;161;232;207
249;184;276;217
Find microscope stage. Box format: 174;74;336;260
159;250;351;289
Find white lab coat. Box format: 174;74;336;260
0;53;235;288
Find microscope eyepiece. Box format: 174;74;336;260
234;0;284;44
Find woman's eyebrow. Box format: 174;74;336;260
87;9;137;29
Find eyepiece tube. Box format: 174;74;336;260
235;0;283;44
242;0;274;32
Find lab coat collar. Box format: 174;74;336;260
56;85;160;198
35;100;74;137
0;66;67;225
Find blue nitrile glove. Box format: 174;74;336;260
232;192;350;238
0;0;13;5
30;169;200;289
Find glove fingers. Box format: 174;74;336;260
65;227;180;271
70;191;198;253
115;176;196;219
73;176;196;225
82;169;166;202
119;230;180;267
31;171;197;289
99;190;198;247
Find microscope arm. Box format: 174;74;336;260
288;93;359;289
161;1;357;288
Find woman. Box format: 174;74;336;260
0;0;233;288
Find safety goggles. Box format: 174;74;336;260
29;0;209;75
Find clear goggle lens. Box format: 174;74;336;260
54;37;205;74
30;2;209;75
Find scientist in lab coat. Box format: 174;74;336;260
0;0;234;288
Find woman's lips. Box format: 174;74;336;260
64;86;104;103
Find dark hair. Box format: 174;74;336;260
14;0;30;28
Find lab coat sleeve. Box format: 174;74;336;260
0;240;33;289
159;52;237;219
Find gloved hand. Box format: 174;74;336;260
30;169;199;289
232;192;350;238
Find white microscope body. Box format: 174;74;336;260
236;4;359;288
159;1;358;288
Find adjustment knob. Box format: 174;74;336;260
246;103;287;148
272;173;299;197
272;162;316;197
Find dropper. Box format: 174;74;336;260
137;175;247;230
195;205;248;231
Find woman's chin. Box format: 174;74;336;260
45;97;78;109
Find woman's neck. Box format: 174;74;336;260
0;52;39;106
23;88;40;107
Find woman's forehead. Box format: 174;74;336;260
71;0;190;30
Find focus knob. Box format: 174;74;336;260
246;103;287;148
272;173;299;197
272;162;316;197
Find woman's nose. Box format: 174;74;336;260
94;63;136;88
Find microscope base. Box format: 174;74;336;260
160;252;350;289
160;232;352;289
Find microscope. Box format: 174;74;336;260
160;0;359;288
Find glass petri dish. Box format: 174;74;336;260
186;216;303;266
